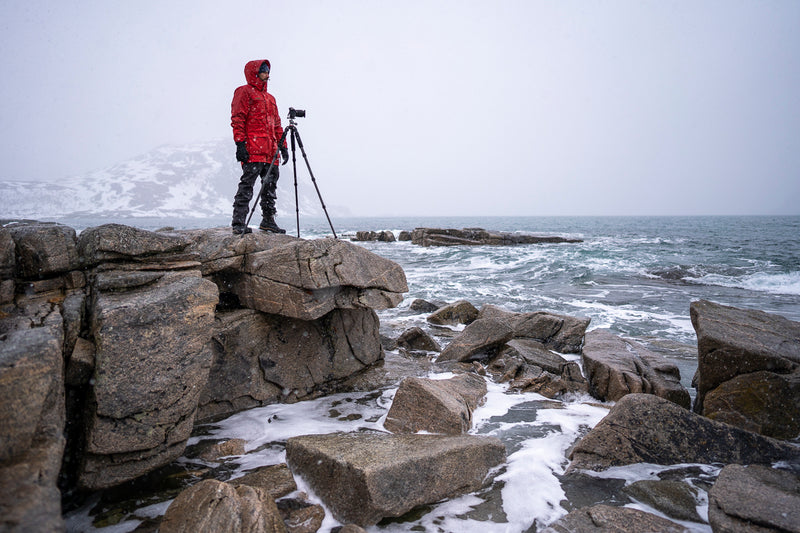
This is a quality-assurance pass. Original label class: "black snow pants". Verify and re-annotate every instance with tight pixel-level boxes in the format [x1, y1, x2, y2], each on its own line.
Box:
[231, 162, 279, 227]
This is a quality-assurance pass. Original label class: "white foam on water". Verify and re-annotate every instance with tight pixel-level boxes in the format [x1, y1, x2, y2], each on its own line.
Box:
[689, 270, 800, 296]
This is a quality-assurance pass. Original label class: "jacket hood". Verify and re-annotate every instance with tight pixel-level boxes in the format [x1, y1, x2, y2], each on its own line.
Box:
[244, 59, 270, 90]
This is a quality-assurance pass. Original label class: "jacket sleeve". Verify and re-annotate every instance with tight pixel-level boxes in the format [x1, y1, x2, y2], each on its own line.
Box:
[271, 98, 286, 149]
[231, 87, 248, 143]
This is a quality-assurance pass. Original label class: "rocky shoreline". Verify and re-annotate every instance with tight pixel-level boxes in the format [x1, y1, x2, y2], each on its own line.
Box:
[1, 221, 799, 532]
[350, 227, 583, 246]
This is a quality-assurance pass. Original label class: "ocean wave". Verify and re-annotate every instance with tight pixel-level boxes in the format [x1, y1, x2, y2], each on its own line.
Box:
[687, 271, 800, 296]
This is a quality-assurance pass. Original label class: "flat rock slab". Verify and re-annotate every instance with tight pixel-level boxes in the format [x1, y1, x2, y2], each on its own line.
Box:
[582, 329, 690, 408]
[285, 432, 506, 526]
[568, 394, 800, 472]
[708, 464, 800, 533]
[541, 504, 687, 533]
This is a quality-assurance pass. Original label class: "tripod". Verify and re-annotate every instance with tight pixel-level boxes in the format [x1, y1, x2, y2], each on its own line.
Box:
[244, 109, 337, 239]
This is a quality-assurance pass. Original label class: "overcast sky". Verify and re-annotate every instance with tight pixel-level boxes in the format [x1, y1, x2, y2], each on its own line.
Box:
[1, 1, 799, 216]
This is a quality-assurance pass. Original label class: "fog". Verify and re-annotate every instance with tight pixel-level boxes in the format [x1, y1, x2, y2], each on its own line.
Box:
[2, 0, 799, 216]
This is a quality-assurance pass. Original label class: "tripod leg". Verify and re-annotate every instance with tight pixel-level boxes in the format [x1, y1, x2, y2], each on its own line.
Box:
[242, 128, 291, 233]
[291, 128, 300, 238]
[291, 127, 338, 239]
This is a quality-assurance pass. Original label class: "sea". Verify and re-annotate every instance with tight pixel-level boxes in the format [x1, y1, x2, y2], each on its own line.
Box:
[59, 215, 800, 533]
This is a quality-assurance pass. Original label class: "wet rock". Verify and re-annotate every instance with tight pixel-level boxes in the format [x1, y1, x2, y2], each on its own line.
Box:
[409, 298, 440, 313]
[568, 394, 800, 473]
[276, 498, 325, 533]
[7, 222, 80, 279]
[502, 338, 569, 374]
[427, 299, 479, 326]
[384, 373, 487, 434]
[396, 326, 441, 352]
[285, 432, 506, 526]
[708, 464, 800, 533]
[194, 438, 246, 462]
[228, 238, 408, 321]
[691, 300, 800, 438]
[435, 317, 514, 363]
[512, 362, 589, 399]
[159, 478, 286, 533]
[78, 271, 219, 490]
[234, 464, 297, 500]
[352, 230, 395, 242]
[582, 329, 690, 408]
[541, 504, 688, 533]
[199, 307, 384, 421]
[623, 480, 702, 522]
[478, 304, 590, 353]
[411, 227, 583, 247]
[398, 231, 412, 241]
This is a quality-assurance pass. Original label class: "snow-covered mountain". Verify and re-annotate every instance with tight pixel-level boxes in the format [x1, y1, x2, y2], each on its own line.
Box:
[0, 139, 340, 220]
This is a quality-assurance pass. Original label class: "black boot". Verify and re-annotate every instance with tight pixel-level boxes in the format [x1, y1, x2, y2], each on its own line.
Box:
[232, 225, 252, 235]
[259, 216, 286, 234]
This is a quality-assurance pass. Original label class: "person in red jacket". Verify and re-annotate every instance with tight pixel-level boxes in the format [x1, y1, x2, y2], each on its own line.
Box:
[230, 59, 288, 234]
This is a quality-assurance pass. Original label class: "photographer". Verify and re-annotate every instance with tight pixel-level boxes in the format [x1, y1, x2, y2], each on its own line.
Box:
[230, 59, 288, 234]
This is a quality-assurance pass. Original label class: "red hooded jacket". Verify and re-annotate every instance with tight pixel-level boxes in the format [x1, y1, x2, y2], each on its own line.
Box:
[231, 59, 285, 164]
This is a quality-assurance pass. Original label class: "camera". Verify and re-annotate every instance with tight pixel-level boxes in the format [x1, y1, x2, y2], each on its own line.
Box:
[288, 107, 306, 119]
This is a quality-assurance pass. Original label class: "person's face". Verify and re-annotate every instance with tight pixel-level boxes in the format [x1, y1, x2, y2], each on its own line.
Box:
[258, 71, 269, 81]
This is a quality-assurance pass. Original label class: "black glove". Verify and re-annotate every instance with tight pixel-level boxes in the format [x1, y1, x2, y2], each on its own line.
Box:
[235, 141, 249, 163]
[280, 146, 289, 165]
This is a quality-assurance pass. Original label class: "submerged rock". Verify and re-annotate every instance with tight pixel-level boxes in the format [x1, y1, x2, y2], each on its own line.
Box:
[285, 432, 506, 526]
[541, 504, 688, 533]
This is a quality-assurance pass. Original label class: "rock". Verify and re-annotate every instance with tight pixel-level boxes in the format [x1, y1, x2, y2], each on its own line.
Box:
[691, 300, 800, 438]
[623, 480, 702, 522]
[435, 317, 514, 363]
[581, 329, 690, 408]
[708, 464, 800, 533]
[78, 271, 219, 490]
[233, 464, 298, 500]
[409, 298, 440, 313]
[352, 230, 395, 242]
[502, 338, 569, 374]
[541, 504, 688, 533]
[478, 304, 590, 353]
[199, 307, 384, 421]
[411, 227, 583, 247]
[0, 228, 14, 279]
[0, 324, 66, 533]
[427, 299, 479, 326]
[229, 238, 408, 321]
[398, 231, 412, 241]
[567, 394, 800, 473]
[77, 223, 192, 265]
[159, 479, 286, 533]
[512, 363, 589, 399]
[195, 438, 246, 462]
[702, 370, 800, 439]
[384, 374, 487, 434]
[285, 432, 506, 526]
[65, 336, 95, 387]
[396, 326, 441, 352]
[7, 222, 80, 279]
[276, 498, 325, 533]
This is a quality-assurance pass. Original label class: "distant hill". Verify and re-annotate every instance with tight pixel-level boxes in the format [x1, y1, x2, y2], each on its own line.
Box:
[0, 139, 343, 220]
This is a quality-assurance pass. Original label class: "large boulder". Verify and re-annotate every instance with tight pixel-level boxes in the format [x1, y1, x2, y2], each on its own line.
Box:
[568, 394, 800, 473]
[541, 504, 687, 533]
[227, 238, 407, 321]
[384, 374, 487, 434]
[7, 222, 80, 279]
[435, 317, 514, 363]
[199, 307, 384, 421]
[691, 300, 800, 439]
[478, 304, 590, 353]
[0, 318, 66, 532]
[396, 326, 441, 352]
[582, 329, 690, 408]
[78, 270, 219, 490]
[285, 432, 506, 526]
[708, 464, 800, 533]
[159, 479, 286, 533]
